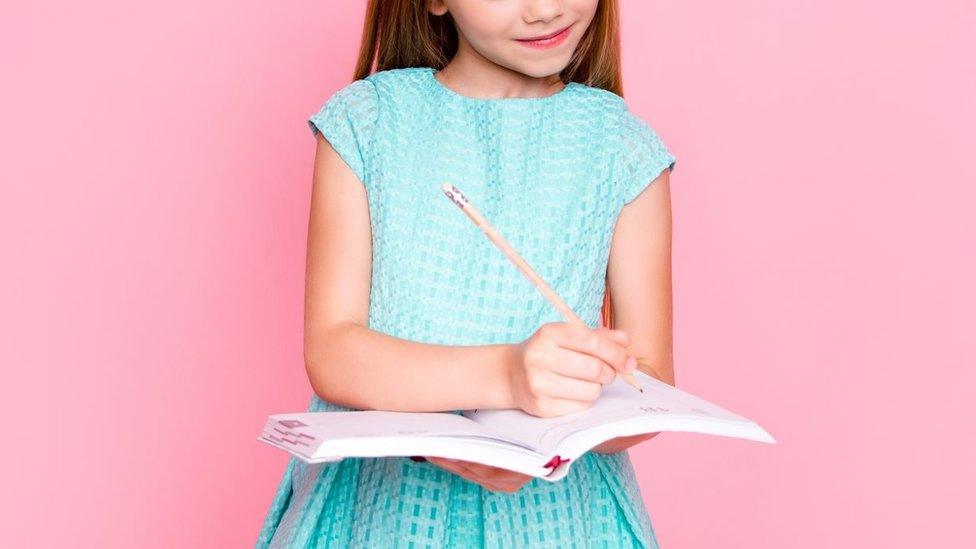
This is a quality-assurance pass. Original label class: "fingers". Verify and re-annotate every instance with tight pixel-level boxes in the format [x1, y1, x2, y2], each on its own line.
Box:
[437, 460, 511, 492]
[546, 347, 617, 385]
[531, 370, 604, 402]
[460, 460, 531, 483]
[550, 324, 635, 376]
[428, 457, 518, 483]
[426, 457, 482, 485]
[426, 457, 532, 493]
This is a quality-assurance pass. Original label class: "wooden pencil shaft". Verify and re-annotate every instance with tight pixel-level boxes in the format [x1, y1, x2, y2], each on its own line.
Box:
[442, 183, 643, 392]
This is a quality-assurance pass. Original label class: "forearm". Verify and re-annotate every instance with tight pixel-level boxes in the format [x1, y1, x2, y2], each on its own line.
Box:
[305, 320, 517, 413]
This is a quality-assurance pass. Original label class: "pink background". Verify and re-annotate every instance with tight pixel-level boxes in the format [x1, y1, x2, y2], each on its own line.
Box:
[2, 1, 973, 547]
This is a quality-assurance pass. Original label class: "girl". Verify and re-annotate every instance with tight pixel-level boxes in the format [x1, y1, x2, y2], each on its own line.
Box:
[257, 0, 677, 547]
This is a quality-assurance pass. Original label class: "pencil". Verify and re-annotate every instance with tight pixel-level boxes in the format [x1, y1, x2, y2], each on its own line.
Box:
[441, 182, 643, 393]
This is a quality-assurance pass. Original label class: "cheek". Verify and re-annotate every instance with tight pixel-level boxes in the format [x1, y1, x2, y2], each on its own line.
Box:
[569, 0, 600, 18]
[565, 0, 599, 36]
[451, 7, 518, 49]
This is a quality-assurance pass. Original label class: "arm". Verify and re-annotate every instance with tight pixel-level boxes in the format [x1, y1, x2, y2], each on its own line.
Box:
[303, 133, 517, 413]
[591, 168, 676, 454]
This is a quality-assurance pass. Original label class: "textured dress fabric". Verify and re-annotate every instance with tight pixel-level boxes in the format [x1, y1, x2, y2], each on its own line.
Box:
[256, 66, 677, 549]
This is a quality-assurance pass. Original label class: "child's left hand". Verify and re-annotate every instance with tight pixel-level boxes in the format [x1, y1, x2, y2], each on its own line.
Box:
[590, 432, 660, 453]
[425, 456, 534, 493]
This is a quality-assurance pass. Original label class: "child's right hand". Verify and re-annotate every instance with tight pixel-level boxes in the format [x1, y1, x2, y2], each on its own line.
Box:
[507, 322, 637, 418]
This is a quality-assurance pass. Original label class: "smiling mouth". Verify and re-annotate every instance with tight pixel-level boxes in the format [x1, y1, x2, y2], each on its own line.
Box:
[515, 24, 573, 48]
[518, 24, 572, 42]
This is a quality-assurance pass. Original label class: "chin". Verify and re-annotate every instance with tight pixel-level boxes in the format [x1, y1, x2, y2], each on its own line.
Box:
[506, 58, 573, 80]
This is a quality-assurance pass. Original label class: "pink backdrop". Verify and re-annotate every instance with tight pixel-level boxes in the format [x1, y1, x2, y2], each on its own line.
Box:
[3, 1, 973, 547]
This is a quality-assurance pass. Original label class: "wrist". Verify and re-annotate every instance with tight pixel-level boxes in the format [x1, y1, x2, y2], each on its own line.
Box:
[491, 343, 519, 410]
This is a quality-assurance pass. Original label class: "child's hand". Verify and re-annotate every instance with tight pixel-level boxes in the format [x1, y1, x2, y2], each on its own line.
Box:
[507, 322, 636, 418]
[591, 432, 660, 454]
[425, 456, 534, 493]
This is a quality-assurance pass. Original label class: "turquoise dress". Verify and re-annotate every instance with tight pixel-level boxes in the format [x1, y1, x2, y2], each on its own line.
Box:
[256, 66, 677, 548]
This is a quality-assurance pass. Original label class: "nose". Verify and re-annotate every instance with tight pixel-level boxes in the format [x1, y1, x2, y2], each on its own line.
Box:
[523, 0, 564, 23]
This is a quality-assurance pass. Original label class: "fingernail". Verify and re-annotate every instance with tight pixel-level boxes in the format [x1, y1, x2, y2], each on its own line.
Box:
[625, 356, 637, 372]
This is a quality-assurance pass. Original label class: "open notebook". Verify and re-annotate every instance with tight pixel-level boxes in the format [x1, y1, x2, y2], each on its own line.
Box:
[258, 370, 775, 481]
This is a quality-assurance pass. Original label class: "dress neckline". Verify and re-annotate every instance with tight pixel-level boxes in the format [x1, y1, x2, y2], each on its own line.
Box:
[422, 66, 578, 105]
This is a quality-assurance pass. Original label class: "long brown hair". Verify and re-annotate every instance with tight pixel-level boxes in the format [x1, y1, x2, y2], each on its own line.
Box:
[347, 0, 627, 330]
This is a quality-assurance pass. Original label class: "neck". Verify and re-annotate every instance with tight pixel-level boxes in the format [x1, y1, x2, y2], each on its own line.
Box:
[437, 42, 565, 100]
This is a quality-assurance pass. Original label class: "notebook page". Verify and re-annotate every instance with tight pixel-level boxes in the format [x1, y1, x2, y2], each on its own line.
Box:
[465, 371, 774, 453]
[258, 410, 552, 475]
[266, 410, 493, 443]
[262, 410, 546, 460]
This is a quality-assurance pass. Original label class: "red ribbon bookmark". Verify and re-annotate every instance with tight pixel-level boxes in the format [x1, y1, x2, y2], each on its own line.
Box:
[543, 455, 570, 476]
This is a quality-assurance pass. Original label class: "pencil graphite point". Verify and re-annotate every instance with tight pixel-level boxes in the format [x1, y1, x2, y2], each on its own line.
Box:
[621, 372, 644, 392]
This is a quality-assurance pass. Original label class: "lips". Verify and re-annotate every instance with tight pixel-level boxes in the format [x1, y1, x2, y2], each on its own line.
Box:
[517, 24, 572, 42]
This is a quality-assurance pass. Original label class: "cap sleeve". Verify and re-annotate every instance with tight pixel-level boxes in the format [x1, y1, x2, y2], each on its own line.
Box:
[307, 79, 379, 184]
[615, 109, 677, 205]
